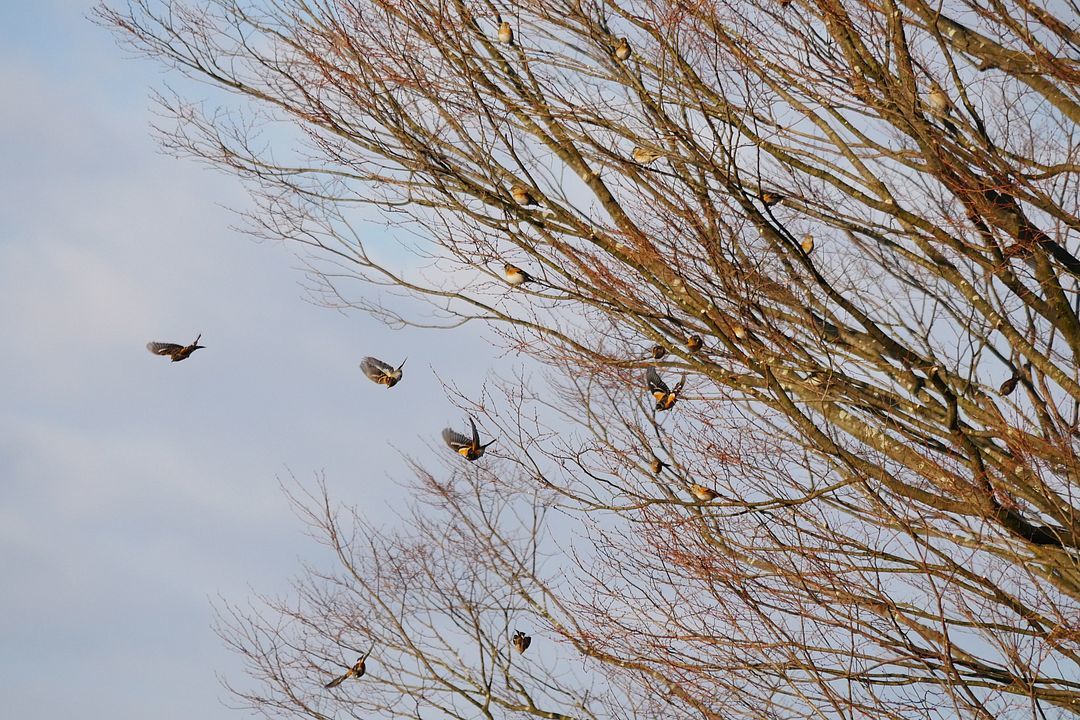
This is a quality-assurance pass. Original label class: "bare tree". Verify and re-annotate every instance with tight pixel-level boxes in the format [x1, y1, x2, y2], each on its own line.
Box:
[99, 0, 1080, 717]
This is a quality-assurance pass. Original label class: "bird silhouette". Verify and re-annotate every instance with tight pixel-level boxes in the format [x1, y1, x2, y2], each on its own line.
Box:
[632, 146, 664, 165]
[646, 367, 684, 411]
[690, 484, 718, 502]
[360, 356, 406, 387]
[442, 417, 495, 460]
[146, 334, 204, 362]
[613, 37, 631, 61]
[504, 264, 536, 287]
[497, 21, 513, 45]
[512, 630, 532, 654]
[324, 645, 373, 689]
[511, 184, 537, 206]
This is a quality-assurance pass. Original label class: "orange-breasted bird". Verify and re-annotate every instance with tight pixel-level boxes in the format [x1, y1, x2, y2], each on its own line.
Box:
[649, 456, 668, 474]
[146, 334, 204, 362]
[761, 191, 786, 207]
[632, 146, 664, 165]
[649, 344, 667, 360]
[442, 417, 495, 461]
[360, 356, 406, 387]
[511, 184, 537, 206]
[512, 630, 532, 654]
[324, 645, 373, 689]
[614, 37, 631, 61]
[690, 484, 718, 502]
[686, 334, 703, 352]
[504, 264, 535, 287]
[801, 233, 814, 254]
[497, 21, 513, 45]
[646, 367, 684, 412]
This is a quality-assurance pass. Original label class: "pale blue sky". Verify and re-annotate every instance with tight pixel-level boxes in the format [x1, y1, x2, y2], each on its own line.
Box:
[0, 2, 496, 717]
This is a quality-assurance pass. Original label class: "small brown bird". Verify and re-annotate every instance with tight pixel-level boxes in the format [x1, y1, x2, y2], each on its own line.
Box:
[649, 344, 667, 360]
[733, 324, 749, 341]
[761, 191, 786, 207]
[512, 630, 532, 654]
[146, 334, 205, 362]
[632, 146, 664, 165]
[689, 484, 718, 502]
[686, 334, 703, 352]
[324, 646, 373, 689]
[801, 233, 815, 254]
[360, 356, 406, 388]
[613, 37, 632, 61]
[510, 184, 537, 206]
[649, 456, 668, 474]
[646, 367, 685, 412]
[442, 417, 495, 461]
[999, 362, 1030, 397]
[497, 21, 513, 45]
[927, 83, 952, 115]
[504, 263, 535, 286]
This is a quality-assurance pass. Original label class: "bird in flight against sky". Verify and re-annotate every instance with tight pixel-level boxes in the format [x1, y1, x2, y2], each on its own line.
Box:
[324, 645, 374, 689]
[146, 334, 204, 362]
[360, 356, 406, 388]
[442, 417, 495, 461]
[646, 367, 684, 412]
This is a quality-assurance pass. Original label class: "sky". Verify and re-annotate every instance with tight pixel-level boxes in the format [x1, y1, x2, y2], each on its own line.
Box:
[0, 2, 496, 717]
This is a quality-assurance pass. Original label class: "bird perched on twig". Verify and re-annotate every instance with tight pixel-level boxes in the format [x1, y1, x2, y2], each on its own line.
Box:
[761, 191, 786, 207]
[999, 362, 1031, 397]
[926, 82, 960, 135]
[632, 146, 664, 165]
[360, 356, 406, 388]
[324, 645, 374, 689]
[146, 334, 205, 362]
[646, 367, 685, 412]
[649, 456, 668, 474]
[689, 484, 718, 502]
[504, 263, 536, 287]
[648, 344, 667, 360]
[442, 417, 495, 461]
[613, 37, 631, 61]
[512, 630, 532, 654]
[801, 233, 815, 254]
[510, 184, 537, 206]
[497, 21, 513, 45]
[686, 334, 703, 352]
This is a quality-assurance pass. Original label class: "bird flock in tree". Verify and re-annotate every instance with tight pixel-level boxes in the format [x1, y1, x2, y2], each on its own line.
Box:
[139, 10, 973, 696]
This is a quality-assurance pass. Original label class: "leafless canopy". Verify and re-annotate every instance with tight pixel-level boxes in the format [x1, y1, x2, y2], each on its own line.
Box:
[99, 0, 1080, 718]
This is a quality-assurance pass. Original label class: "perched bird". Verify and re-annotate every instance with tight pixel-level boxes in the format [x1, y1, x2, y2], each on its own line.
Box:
[761, 191, 786, 207]
[686, 334, 703, 352]
[512, 630, 532, 654]
[689, 484, 718, 502]
[442, 417, 495, 461]
[146, 334, 205, 362]
[733, 324, 749, 341]
[649, 344, 667, 360]
[632, 146, 664, 165]
[325, 646, 373, 689]
[510, 184, 537, 206]
[927, 83, 952, 115]
[649, 456, 668, 474]
[801, 233, 815, 254]
[360, 356, 406, 388]
[999, 362, 1030, 397]
[646, 367, 685, 412]
[504, 263, 535, 286]
[613, 37, 632, 61]
[497, 21, 513, 45]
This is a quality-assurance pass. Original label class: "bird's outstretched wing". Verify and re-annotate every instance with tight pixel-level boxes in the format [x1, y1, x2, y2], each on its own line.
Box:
[442, 428, 472, 451]
[645, 367, 670, 396]
[324, 673, 349, 689]
[147, 342, 183, 356]
[468, 417, 480, 447]
[360, 356, 394, 381]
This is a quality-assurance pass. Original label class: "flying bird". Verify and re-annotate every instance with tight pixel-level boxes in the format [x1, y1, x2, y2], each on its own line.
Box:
[646, 367, 684, 412]
[614, 37, 632, 61]
[146, 334, 205, 362]
[497, 21, 513, 45]
[324, 646, 373, 689]
[690, 484, 719, 502]
[686, 334, 703, 352]
[442, 417, 495, 461]
[360, 356, 406, 388]
[504, 263, 536, 287]
[632, 146, 664, 165]
[512, 630, 532, 654]
[510, 184, 537, 206]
